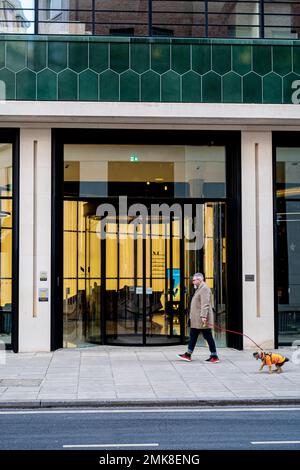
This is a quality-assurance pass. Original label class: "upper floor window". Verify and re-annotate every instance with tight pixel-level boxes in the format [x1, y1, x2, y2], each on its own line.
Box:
[0, 0, 33, 33]
[46, 0, 63, 20]
[0, 1, 300, 39]
[0, 142, 13, 348]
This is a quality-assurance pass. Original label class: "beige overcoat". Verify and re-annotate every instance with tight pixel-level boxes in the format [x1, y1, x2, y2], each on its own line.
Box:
[189, 282, 214, 329]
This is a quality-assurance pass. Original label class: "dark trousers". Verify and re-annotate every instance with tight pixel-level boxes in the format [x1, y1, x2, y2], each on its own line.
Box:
[187, 328, 217, 356]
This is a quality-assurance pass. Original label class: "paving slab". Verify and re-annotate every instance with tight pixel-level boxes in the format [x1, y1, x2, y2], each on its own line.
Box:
[0, 346, 299, 408]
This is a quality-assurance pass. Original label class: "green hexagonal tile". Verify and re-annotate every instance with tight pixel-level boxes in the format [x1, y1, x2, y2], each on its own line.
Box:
[151, 44, 170, 74]
[202, 72, 221, 103]
[6, 41, 26, 72]
[253, 46, 271, 76]
[283, 72, 300, 104]
[263, 73, 282, 104]
[232, 45, 251, 76]
[131, 43, 150, 74]
[161, 70, 180, 102]
[89, 43, 109, 73]
[141, 71, 160, 101]
[0, 69, 15, 100]
[243, 73, 262, 103]
[69, 42, 88, 73]
[120, 70, 140, 102]
[0, 42, 5, 69]
[172, 45, 190, 74]
[48, 42, 68, 73]
[16, 69, 36, 100]
[27, 42, 46, 72]
[79, 70, 98, 101]
[192, 45, 211, 74]
[273, 46, 292, 76]
[99, 70, 119, 101]
[212, 45, 231, 75]
[58, 69, 78, 100]
[110, 43, 129, 73]
[223, 72, 242, 103]
[182, 71, 201, 102]
[37, 69, 57, 100]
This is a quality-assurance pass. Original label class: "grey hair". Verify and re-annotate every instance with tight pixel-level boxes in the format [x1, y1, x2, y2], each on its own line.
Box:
[193, 273, 204, 281]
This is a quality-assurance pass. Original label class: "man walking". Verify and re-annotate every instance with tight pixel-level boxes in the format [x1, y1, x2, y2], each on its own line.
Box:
[177, 273, 219, 363]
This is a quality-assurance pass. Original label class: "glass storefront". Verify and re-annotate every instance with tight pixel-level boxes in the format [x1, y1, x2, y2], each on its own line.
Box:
[62, 144, 227, 347]
[276, 146, 300, 345]
[0, 143, 13, 348]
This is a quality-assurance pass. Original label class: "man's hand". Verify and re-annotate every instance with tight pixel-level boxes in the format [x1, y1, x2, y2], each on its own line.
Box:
[202, 318, 208, 327]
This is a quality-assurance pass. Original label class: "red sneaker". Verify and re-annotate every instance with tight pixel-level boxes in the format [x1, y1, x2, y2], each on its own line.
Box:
[177, 353, 192, 362]
[206, 356, 220, 363]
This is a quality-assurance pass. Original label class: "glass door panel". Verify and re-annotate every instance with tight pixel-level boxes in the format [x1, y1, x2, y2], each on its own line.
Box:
[147, 222, 168, 342]
[63, 200, 80, 348]
[63, 201, 102, 347]
[63, 200, 227, 347]
[170, 217, 181, 337]
[85, 215, 101, 344]
[105, 217, 143, 344]
[184, 202, 227, 347]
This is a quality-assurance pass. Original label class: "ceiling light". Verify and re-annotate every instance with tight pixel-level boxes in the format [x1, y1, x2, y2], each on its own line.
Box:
[277, 187, 300, 197]
[0, 210, 10, 218]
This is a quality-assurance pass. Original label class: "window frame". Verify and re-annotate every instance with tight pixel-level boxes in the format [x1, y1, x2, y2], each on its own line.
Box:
[0, 129, 19, 352]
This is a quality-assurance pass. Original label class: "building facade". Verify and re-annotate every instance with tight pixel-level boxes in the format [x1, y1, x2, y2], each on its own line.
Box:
[0, 1, 300, 352]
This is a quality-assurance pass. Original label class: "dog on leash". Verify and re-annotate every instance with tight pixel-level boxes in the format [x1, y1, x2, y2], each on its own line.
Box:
[253, 351, 289, 374]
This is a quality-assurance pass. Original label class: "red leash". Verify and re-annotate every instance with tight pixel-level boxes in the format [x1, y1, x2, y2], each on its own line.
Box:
[207, 322, 264, 351]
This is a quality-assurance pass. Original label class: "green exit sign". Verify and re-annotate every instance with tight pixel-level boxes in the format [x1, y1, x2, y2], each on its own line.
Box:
[130, 155, 139, 162]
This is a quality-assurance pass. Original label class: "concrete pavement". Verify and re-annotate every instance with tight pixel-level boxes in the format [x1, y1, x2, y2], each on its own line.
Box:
[0, 346, 300, 408]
